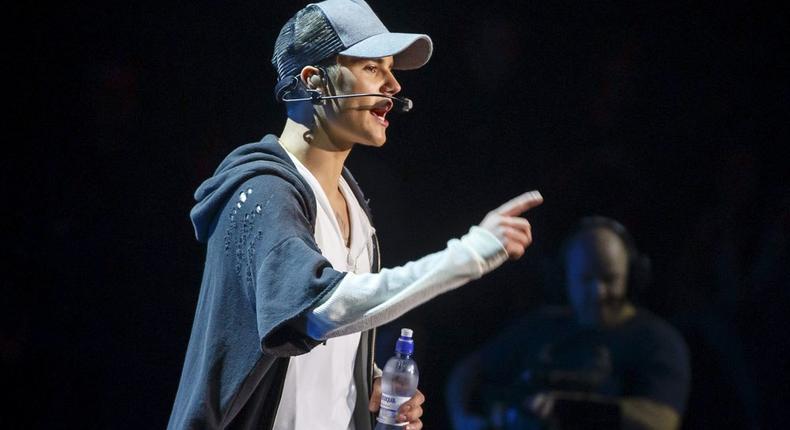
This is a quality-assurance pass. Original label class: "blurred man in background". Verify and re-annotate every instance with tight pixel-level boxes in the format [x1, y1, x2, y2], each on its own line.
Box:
[446, 217, 690, 430]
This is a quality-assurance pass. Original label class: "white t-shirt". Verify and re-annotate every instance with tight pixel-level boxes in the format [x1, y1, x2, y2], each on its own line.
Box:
[272, 151, 374, 430]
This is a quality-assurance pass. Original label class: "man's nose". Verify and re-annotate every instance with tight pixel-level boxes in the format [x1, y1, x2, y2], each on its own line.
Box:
[382, 72, 401, 96]
[596, 281, 609, 299]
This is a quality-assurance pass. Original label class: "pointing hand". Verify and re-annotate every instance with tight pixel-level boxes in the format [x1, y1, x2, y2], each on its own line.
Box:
[479, 191, 543, 260]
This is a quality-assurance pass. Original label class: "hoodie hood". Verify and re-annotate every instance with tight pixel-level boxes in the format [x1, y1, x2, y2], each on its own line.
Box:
[190, 135, 315, 243]
[190, 134, 375, 243]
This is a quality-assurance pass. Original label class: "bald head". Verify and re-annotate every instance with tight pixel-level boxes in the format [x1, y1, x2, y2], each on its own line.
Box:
[565, 227, 631, 326]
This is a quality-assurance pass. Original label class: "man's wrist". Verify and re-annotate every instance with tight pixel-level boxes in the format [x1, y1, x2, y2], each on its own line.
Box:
[460, 226, 509, 275]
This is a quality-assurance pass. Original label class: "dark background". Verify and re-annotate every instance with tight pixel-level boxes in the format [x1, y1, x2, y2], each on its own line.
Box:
[8, 0, 789, 428]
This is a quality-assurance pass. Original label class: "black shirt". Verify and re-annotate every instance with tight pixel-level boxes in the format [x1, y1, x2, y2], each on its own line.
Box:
[477, 306, 690, 415]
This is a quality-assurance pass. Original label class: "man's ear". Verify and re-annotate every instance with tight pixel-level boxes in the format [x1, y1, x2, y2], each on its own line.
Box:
[300, 66, 323, 90]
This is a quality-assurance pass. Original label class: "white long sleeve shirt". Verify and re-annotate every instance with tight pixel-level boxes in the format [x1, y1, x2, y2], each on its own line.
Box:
[272, 151, 375, 430]
[274, 146, 509, 430]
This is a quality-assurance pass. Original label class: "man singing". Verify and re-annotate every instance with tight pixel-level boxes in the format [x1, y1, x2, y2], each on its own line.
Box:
[168, 1, 543, 429]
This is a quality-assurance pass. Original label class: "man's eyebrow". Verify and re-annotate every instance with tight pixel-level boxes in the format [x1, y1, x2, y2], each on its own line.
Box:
[371, 57, 395, 70]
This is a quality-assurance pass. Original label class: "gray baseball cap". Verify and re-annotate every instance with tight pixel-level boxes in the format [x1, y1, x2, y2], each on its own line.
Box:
[272, 0, 433, 86]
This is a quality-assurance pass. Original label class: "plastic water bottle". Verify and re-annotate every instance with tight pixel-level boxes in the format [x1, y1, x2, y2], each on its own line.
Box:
[375, 328, 419, 429]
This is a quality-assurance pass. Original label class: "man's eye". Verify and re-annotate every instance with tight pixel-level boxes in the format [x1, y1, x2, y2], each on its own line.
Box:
[365, 65, 378, 73]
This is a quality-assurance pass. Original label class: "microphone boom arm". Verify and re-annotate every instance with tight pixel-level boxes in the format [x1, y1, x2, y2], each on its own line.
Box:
[282, 91, 413, 112]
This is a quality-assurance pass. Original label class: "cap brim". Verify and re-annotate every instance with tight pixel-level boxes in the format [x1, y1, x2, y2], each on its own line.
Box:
[339, 32, 433, 70]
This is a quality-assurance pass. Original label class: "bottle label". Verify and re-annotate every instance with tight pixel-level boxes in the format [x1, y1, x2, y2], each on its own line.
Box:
[377, 393, 412, 426]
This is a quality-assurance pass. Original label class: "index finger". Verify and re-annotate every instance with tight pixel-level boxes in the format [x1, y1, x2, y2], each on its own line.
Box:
[495, 190, 544, 217]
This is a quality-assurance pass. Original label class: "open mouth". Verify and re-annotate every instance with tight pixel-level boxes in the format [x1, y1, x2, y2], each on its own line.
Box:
[369, 101, 392, 127]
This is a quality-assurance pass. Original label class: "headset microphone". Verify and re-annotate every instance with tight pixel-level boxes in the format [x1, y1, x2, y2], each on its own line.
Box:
[283, 89, 413, 113]
[308, 93, 413, 113]
[277, 75, 414, 113]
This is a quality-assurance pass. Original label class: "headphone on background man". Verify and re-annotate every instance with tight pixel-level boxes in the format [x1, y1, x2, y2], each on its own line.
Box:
[274, 66, 414, 113]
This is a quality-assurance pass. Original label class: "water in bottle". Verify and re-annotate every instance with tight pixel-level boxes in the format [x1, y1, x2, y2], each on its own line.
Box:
[375, 328, 419, 429]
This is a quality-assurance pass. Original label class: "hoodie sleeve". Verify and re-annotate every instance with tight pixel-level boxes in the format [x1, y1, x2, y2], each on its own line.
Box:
[233, 174, 347, 357]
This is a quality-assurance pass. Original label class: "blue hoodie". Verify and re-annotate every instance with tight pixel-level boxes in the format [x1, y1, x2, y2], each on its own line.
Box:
[169, 134, 379, 429]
